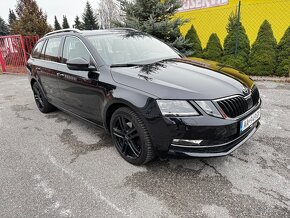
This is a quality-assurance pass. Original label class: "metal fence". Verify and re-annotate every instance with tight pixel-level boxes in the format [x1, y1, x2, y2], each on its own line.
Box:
[0, 35, 39, 74]
[177, 0, 290, 48]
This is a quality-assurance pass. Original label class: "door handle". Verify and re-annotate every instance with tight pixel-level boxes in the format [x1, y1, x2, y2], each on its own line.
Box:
[57, 73, 65, 78]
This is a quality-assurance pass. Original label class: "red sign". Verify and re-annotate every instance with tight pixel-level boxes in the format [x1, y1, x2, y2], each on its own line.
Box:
[178, 0, 229, 12]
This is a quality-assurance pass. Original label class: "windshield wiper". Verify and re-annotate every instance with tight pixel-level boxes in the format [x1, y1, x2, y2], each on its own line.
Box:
[110, 63, 144, 68]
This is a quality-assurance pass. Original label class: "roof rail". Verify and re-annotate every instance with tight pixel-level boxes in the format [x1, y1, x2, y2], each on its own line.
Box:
[110, 28, 138, 31]
[44, 28, 81, 37]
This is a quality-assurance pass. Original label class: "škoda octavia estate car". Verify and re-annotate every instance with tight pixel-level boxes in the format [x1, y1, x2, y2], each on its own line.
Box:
[27, 28, 261, 165]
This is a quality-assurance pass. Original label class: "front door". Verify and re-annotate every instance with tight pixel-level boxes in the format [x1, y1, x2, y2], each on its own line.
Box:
[57, 36, 105, 125]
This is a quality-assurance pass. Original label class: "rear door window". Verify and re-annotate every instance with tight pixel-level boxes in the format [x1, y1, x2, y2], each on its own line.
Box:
[44, 37, 62, 62]
[31, 40, 44, 59]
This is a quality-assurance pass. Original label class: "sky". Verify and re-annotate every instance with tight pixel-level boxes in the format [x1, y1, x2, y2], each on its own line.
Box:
[1, 0, 100, 27]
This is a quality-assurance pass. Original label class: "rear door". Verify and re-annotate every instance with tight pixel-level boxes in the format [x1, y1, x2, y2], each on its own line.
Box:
[38, 37, 63, 104]
[28, 39, 45, 78]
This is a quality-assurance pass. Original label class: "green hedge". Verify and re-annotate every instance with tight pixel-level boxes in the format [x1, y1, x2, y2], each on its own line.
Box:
[276, 26, 290, 76]
[202, 33, 223, 62]
[248, 20, 277, 76]
[184, 14, 290, 77]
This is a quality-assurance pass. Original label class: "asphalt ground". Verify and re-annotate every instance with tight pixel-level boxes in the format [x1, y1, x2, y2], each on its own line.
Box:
[0, 74, 289, 217]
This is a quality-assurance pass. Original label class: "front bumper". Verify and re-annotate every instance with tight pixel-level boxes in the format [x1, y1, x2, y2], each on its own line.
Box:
[146, 100, 261, 157]
[169, 121, 260, 157]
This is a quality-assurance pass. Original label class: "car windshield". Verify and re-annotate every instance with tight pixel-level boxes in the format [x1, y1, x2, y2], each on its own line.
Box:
[85, 31, 180, 66]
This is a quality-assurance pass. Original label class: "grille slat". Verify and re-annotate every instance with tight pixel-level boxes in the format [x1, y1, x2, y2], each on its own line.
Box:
[223, 100, 234, 117]
[217, 87, 260, 118]
[228, 99, 238, 117]
[219, 101, 231, 116]
[233, 97, 242, 115]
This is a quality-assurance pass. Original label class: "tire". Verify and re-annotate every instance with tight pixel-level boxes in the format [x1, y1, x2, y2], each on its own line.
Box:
[32, 82, 56, 113]
[110, 107, 155, 165]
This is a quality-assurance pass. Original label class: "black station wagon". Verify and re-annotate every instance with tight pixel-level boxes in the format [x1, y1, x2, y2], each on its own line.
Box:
[27, 28, 261, 165]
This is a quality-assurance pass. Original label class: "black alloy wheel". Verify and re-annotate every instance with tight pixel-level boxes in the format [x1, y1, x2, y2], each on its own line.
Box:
[110, 107, 155, 165]
[32, 82, 55, 113]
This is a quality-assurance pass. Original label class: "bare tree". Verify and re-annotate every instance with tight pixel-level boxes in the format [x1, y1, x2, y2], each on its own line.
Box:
[97, 0, 122, 29]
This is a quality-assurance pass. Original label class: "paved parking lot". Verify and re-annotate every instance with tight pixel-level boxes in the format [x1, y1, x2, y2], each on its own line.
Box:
[0, 74, 289, 217]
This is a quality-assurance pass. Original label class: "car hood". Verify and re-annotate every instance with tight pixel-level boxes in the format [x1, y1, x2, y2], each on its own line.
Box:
[110, 58, 254, 100]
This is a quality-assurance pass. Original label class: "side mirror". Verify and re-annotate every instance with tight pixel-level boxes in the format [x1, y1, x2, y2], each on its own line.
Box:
[66, 57, 97, 71]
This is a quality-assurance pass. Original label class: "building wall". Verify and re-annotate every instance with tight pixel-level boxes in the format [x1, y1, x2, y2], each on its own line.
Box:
[176, 0, 290, 48]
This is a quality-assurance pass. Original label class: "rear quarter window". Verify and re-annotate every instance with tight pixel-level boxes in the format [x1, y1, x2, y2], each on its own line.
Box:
[44, 37, 62, 62]
[31, 40, 44, 59]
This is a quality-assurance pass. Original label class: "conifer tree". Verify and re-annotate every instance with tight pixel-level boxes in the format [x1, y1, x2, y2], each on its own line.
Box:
[10, 0, 52, 36]
[8, 9, 17, 26]
[74, 16, 83, 30]
[62, 15, 70, 29]
[0, 16, 9, 36]
[222, 13, 250, 71]
[276, 26, 290, 76]
[248, 20, 277, 76]
[54, 16, 61, 30]
[203, 33, 223, 61]
[82, 1, 98, 30]
[115, 0, 193, 56]
[185, 25, 202, 57]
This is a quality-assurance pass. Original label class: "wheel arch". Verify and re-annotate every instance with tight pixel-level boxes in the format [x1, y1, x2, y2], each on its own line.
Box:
[30, 77, 48, 100]
[103, 100, 140, 132]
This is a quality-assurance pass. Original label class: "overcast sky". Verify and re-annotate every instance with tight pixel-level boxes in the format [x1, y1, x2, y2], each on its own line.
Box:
[1, 0, 100, 27]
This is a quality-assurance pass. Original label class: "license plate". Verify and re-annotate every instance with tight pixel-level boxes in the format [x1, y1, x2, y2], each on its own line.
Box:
[240, 109, 260, 133]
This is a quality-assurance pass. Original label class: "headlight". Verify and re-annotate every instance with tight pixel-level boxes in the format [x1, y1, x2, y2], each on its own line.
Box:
[156, 100, 199, 116]
[195, 101, 222, 118]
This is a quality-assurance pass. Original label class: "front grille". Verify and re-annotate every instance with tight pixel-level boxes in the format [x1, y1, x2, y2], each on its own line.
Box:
[217, 96, 248, 118]
[217, 86, 260, 118]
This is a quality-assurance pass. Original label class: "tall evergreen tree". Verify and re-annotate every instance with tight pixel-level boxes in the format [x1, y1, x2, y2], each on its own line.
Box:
[115, 0, 193, 56]
[10, 0, 52, 36]
[62, 15, 70, 29]
[222, 13, 250, 71]
[0, 16, 9, 36]
[74, 16, 83, 30]
[8, 9, 17, 26]
[248, 20, 277, 76]
[54, 16, 61, 30]
[185, 25, 202, 57]
[82, 1, 98, 30]
[276, 26, 290, 76]
[203, 33, 223, 61]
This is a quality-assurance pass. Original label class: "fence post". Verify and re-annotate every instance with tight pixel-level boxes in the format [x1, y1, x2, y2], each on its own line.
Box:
[19, 35, 27, 61]
[0, 49, 6, 73]
[235, 0, 241, 55]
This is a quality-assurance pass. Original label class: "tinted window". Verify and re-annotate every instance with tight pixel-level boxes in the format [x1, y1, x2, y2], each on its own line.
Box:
[31, 40, 44, 59]
[44, 37, 61, 62]
[62, 37, 90, 63]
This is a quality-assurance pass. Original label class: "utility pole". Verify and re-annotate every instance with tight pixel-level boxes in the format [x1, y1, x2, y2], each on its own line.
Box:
[235, 0, 241, 55]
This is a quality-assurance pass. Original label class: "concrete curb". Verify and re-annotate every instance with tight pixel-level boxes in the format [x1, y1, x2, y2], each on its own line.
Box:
[251, 76, 290, 83]
[0, 72, 27, 76]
